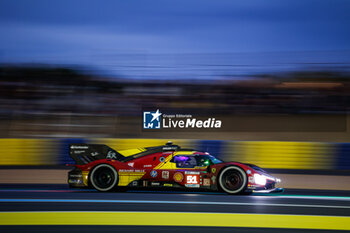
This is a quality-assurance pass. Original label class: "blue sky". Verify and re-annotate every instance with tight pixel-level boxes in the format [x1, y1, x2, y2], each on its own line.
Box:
[0, 0, 349, 78]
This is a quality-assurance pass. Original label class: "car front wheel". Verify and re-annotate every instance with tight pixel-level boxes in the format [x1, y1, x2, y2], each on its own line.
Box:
[218, 166, 247, 194]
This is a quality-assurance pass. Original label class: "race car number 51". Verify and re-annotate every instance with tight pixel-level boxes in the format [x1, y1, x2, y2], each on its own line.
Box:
[186, 175, 199, 184]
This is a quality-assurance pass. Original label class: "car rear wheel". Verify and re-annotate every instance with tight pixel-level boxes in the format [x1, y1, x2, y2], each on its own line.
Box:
[218, 166, 247, 194]
[90, 164, 118, 192]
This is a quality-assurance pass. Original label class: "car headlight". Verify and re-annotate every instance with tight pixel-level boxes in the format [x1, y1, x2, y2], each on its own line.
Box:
[254, 174, 267, 186]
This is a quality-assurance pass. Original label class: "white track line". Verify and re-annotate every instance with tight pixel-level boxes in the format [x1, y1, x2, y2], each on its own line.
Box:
[0, 199, 349, 209]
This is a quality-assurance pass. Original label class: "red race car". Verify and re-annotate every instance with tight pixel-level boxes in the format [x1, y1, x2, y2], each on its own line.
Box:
[68, 142, 283, 194]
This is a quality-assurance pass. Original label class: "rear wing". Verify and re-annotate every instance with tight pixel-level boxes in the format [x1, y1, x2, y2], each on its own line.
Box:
[69, 144, 124, 165]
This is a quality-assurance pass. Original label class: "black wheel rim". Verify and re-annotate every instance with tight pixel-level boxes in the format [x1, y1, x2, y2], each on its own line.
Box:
[221, 170, 243, 191]
[93, 167, 115, 189]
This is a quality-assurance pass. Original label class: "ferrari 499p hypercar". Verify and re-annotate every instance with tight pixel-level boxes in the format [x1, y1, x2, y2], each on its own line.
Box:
[68, 142, 283, 194]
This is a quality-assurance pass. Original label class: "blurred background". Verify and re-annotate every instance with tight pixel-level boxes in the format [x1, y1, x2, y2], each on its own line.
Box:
[1, 1, 350, 232]
[0, 0, 349, 169]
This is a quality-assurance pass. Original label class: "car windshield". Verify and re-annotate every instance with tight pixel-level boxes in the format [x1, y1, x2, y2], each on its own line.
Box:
[173, 154, 223, 168]
[196, 154, 223, 165]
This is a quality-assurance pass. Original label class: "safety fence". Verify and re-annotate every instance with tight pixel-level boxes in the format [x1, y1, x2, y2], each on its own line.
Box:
[0, 138, 349, 170]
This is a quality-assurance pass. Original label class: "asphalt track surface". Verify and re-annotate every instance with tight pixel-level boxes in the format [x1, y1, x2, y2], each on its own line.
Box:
[1, 184, 350, 233]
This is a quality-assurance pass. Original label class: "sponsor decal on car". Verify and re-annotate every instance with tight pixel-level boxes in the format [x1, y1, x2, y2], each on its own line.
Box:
[173, 172, 184, 182]
[144, 165, 152, 168]
[128, 162, 134, 167]
[69, 179, 83, 184]
[73, 150, 85, 154]
[150, 170, 158, 177]
[185, 184, 200, 188]
[91, 152, 98, 156]
[203, 178, 210, 186]
[186, 175, 199, 184]
[159, 157, 166, 162]
[211, 175, 216, 184]
[151, 182, 160, 186]
[163, 146, 178, 150]
[143, 181, 148, 187]
[106, 151, 117, 159]
[163, 183, 173, 187]
[211, 168, 216, 173]
[185, 171, 200, 175]
[119, 169, 145, 173]
[162, 171, 169, 179]
[69, 174, 82, 178]
[70, 145, 89, 149]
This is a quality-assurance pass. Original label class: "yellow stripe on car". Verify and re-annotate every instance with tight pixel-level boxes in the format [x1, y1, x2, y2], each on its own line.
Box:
[118, 148, 145, 157]
[153, 153, 174, 169]
[117, 172, 146, 186]
[82, 171, 89, 186]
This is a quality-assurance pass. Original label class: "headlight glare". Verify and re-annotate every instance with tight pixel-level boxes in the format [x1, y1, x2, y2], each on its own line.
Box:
[254, 174, 267, 185]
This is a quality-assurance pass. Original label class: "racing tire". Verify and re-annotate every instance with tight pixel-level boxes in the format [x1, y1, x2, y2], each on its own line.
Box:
[218, 166, 247, 194]
[90, 164, 118, 192]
